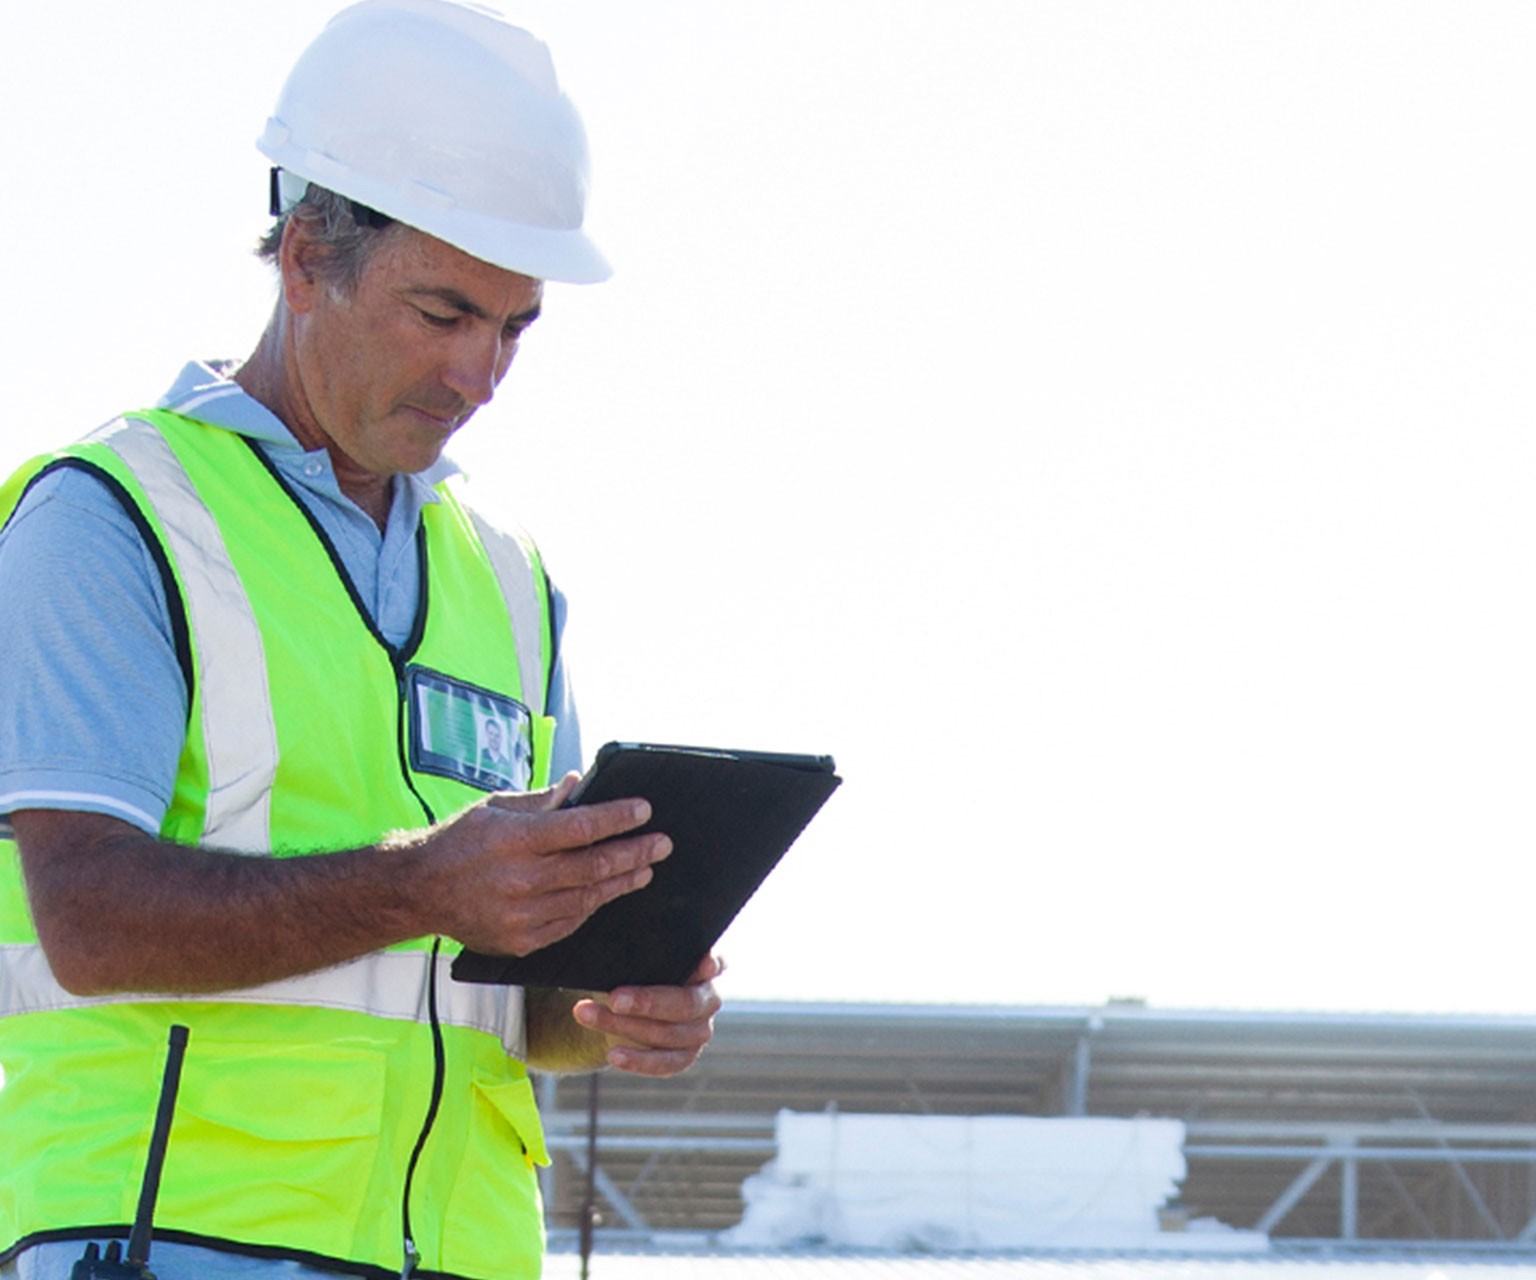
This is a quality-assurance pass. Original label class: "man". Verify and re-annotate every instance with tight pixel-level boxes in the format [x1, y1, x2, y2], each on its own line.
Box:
[0, 4, 719, 1278]
[479, 717, 517, 788]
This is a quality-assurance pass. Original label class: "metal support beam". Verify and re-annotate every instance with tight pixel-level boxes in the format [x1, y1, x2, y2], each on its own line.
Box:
[1445, 1155, 1506, 1239]
[1061, 1034, 1090, 1117]
[1379, 1162, 1440, 1239]
[562, 1148, 652, 1233]
[1187, 1144, 1536, 1164]
[1409, 1089, 1505, 1240]
[1189, 1120, 1536, 1144]
[535, 1074, 560, 1226]
[540, 1110, 772, 1133]
[547, 1134, 775, 1154]
[1341, 1152, 1358, 1241]
[1255, 1154, 1334, 1235]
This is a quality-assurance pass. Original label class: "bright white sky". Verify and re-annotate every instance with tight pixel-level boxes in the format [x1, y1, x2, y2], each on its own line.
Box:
[6, 2, 1536, 1016]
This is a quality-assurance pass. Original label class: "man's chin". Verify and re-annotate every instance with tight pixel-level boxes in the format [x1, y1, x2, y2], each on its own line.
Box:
[388, 427, 458, 475]
[400, 445, 450, 477]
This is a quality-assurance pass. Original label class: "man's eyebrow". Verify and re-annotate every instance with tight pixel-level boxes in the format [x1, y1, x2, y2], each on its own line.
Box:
[404, 285, 542, 326]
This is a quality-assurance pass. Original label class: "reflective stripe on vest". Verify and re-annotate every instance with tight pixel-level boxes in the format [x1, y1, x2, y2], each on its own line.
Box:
[85, 417, 280, 853]
[0, 941, 526, 1057]
[468, 507, 551, 737]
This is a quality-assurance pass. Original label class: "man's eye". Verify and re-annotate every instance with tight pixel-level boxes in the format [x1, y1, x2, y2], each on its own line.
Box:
[418, 308, 457, 328]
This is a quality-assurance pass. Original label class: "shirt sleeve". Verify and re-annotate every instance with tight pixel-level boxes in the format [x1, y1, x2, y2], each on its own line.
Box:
[0, 467, 190, 837]
[544, 580, 583, 780]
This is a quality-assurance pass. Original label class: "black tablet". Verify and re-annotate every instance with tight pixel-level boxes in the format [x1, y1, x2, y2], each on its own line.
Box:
[449, 742, 841, 991]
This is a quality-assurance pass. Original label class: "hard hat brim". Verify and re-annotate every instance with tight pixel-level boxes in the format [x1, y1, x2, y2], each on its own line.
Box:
[260, 140, 612, 285]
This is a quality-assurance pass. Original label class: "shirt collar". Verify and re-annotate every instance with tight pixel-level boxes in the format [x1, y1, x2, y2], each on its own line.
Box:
[154, 360, 461, 494]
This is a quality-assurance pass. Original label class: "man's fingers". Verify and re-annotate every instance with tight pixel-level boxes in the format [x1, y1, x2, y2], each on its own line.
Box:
[574, 977, 722, 1040]
[516, 861, 664, 951]
[432, 790, 668, 957]
[548, 772, 582, 807]
[606, 1046, 707, 1077]
[483, 789, 648, 840]
[581, 1009, 714, 1052]
[687, 953, 726, 985]
[473, 795, 669, 887]
[609, 978, 721, 1022]
[540, 796, 654, 850]
[528, 830, 672, 894]
[490, 855, 669, 957]
[572, 993, 717, 1077]
[565, 958, 723, 1077]
[483, 772, 580, 816]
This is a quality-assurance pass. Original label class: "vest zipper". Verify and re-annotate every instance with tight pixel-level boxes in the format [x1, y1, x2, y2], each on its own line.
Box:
[400, 937, 447, 1278]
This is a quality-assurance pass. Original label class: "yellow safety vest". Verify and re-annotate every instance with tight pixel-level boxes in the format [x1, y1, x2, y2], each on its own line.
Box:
[0, 410, 560, 1279]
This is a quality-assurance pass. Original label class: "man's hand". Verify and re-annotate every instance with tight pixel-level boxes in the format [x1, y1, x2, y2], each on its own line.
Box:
[570, 954, 725, 1077]
[413, 773, 673, 960]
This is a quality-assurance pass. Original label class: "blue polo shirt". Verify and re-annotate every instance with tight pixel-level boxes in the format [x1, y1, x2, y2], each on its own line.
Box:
[0, 360, 582, 839]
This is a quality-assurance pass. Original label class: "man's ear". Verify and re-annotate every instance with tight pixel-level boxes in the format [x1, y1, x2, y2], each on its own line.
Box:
[278, 215, 324, 315]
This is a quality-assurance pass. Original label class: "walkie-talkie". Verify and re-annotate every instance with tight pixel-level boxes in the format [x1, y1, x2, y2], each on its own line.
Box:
[71, 1025, 191, 1280]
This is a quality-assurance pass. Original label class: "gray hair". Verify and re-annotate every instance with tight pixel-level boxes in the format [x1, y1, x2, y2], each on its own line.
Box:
[256, 182, 401, 294]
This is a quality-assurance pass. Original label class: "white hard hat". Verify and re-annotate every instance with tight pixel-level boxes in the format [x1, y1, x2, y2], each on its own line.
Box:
[257, 0, 610, 284]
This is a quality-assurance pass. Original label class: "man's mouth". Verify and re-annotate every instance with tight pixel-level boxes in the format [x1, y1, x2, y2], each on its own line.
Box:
[403, 404, 468, 431]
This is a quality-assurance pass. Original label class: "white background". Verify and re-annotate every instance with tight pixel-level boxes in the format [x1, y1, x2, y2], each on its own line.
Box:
[5, 2, 1536, 1014]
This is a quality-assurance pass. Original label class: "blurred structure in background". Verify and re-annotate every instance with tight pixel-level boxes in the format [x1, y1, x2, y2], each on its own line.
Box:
[538, 1001, 1536, 1256]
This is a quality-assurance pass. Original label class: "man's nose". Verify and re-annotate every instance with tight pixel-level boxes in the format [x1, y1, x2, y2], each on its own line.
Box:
[442, 334, 509, 408]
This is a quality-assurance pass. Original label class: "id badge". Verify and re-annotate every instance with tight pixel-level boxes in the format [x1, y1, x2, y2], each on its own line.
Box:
[407, 666, 534, 793]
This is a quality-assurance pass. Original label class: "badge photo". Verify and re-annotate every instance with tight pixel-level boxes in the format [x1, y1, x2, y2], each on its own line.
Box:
[407, 666, 534, 793]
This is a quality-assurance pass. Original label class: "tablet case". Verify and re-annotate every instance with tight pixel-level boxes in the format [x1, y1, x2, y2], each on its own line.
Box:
[450, 743, 841, 990]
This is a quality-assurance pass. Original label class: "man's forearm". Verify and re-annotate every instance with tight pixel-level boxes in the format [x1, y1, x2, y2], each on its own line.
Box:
[15, 809, 436, 994]
[524, 986, 611, 1073]
[11, 789, 668, 998]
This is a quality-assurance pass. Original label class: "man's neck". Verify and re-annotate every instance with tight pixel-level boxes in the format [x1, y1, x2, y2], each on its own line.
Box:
[234, 316, 393, 530]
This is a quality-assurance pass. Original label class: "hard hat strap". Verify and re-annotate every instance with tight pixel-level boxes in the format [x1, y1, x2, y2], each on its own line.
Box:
[350, 201, 394, 231]
[267, 167, 393, 232]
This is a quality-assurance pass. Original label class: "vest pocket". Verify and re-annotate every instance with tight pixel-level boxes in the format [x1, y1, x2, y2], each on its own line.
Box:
[469, 1070, 550, 1167]
[437, 1068, 547, 1276]
[159, 1039, 390, 1253]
